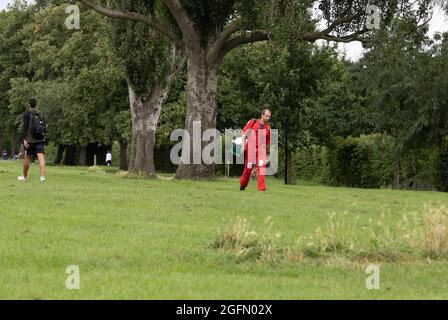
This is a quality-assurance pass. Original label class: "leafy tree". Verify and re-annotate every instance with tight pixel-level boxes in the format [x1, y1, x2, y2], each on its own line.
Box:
[78, 0, 434, 179]
[107, 0, 186, 177]
[218, 41, 373, 181]
[352, 11, 448, 189]
[3, 2, 130, 165]
[0, 1, 33, 154]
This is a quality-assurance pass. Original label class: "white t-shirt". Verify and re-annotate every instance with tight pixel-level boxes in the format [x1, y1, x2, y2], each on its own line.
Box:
[106, 153, 112, 162]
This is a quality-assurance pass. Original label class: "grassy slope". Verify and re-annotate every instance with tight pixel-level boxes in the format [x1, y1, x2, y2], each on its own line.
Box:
[0, 160, 447, 299]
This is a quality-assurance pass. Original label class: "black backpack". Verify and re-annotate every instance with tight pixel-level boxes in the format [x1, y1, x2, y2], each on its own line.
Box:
[29, 110, 47, 140]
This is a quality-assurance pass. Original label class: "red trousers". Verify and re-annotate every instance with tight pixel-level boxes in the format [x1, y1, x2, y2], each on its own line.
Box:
[240, 153, 267, 191]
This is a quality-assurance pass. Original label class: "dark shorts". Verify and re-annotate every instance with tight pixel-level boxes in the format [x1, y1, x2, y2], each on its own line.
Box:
[25, 142, 45, 157]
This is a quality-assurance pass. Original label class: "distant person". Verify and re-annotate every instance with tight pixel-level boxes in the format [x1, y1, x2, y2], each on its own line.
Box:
[2, 150, 7, 160]
[17, 98, 47, 182]
[240, 108, 271, 191]
[106, 151, 112, 166]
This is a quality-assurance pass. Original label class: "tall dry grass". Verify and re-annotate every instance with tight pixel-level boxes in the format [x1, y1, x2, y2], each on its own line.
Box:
[212, 202, 448, 265]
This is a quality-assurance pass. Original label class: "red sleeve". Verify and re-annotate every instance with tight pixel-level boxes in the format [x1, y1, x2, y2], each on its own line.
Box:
[242, 119, 255, 134]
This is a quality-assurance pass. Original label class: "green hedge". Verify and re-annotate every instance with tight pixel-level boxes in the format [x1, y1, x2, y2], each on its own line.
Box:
[434, 137, 448, 192]
[325, 135, 395, 188]
[293, 134, 445, 191]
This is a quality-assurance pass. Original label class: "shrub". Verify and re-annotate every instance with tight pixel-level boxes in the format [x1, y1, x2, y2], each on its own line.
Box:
[433, 137, 448, 192]
[212, 203, 448, 265]
[293, 144, 329, 183]
[412, 203, 448, 258]
[303, 212, 354, 257]
[211, 216, 283, 264]
[305, 203, 448, 261]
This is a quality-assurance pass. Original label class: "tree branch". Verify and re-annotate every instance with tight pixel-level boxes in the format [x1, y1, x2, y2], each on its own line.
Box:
[320, 10, 365, 35]
[219, 30, 270, 61]
[297, 28, 371, 43]
[215, 9, 369, 61]
[215, 21, 242, 45]
[167, 45, 187, 84]
[303, 8, 434, 44]
[162, 0, 200, 48]
[207, 20, 242, 64]
[217, 26, 370, 62]
[78, 0, 182, 47]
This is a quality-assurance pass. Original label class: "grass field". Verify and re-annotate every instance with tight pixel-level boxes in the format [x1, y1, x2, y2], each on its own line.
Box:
[1, 160, 448, 299]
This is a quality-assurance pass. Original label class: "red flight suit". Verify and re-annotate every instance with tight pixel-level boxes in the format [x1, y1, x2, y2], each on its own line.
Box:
[239, 119, 271, 191]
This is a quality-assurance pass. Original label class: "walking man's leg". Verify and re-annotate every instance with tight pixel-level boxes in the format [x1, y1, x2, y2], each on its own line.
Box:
[257, 164, 267, 191]
[23, 155, 31, 178]
[37, 152, 46, 178]
[240, 163, 253, 190]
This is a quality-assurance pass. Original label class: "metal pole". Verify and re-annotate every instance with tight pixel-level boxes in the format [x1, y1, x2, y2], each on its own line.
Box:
[285, 117, 288, 185]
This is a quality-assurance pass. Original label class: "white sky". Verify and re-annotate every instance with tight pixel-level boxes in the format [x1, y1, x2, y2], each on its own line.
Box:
[0, 0, 8, 9]
[338, 6, 448, 60]
[0, 0, 447, 61]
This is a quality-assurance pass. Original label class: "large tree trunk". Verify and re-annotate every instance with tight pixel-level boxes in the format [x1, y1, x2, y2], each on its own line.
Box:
[175, 53, 220, 180]
[119, 138, 128, 171]
[128, 87, 157, 177]
[128, 83, 172, 177]
[128, 47, 184, 178]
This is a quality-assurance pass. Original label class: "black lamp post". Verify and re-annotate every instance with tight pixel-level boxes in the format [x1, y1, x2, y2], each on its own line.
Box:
[284, 117, 288, 185]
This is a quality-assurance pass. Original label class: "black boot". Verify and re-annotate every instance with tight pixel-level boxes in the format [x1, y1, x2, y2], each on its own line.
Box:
[240, 186, 245, 191]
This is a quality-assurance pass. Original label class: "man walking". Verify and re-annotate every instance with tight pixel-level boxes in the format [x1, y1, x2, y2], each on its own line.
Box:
[240, 108, 271, 191]
[17, 98, 47, 182]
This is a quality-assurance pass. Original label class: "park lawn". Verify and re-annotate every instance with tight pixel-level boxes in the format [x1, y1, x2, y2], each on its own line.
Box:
[0, 160, 448, 300]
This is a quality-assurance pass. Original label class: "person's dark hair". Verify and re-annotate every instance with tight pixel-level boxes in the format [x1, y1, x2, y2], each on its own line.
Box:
[28, 98, 37, 108]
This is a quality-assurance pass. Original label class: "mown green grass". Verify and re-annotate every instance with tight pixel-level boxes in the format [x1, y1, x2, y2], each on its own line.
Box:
[1, 160, 448, 299]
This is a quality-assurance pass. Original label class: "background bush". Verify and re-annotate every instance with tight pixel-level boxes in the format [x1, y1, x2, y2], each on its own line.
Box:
[292, 134, 445, 191]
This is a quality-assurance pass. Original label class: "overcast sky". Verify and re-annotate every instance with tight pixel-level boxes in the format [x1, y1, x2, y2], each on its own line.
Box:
[1, 0, 447, 60]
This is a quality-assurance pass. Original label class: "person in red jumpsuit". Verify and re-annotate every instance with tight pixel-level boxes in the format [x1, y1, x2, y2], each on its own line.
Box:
[240, 109, 271, 191]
